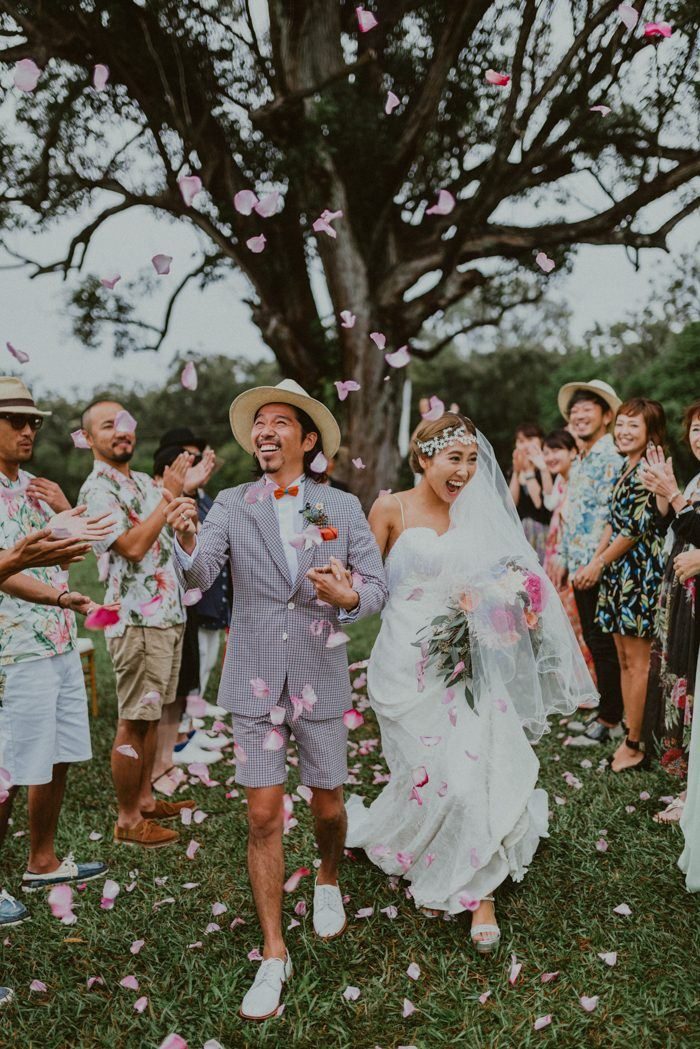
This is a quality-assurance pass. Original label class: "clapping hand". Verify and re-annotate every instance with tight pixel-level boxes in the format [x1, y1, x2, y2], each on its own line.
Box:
[47, 506, 115, 543]
[26, 477, 71, 513]
[674, 549, 700, 584]
[639, 445, 678, 498]
[162, 451, 195, 499]
[185, 447, 216, 494]
[307, 556, 358, 611]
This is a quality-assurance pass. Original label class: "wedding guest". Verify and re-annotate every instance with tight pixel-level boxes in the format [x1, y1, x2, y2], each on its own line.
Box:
[639, 399, 700, 782]
[679, 637, 700, 891]
[78, 400, 195, 848]
[0, 377, 108, 927]
[509, 423, 551, 563]
[538, 429, 596, 684]
[557, 380, 624, 748]
[583, 399, 667, 772]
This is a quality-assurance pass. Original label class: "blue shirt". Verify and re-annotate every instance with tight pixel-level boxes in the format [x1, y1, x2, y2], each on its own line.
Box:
[560, 434, 623, 574]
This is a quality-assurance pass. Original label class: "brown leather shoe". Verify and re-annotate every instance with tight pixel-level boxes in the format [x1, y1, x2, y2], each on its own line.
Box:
[141, 799, 196, 822]
[114, 820, 179, 848]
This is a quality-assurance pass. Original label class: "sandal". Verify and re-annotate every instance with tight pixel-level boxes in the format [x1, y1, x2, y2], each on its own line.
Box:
[653, 795, 685, 824]
[610, 737, 651, 773]
[470, 896, 500, 955]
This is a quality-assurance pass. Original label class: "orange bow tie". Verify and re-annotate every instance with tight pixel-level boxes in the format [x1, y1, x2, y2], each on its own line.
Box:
[273, 485, 299, 500]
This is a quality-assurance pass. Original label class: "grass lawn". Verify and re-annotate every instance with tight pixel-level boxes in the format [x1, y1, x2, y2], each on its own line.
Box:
[1, 559, 698, 1048]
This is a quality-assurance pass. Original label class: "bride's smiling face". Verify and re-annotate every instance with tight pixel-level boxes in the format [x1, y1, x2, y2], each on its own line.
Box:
[420, 442, 478, 503]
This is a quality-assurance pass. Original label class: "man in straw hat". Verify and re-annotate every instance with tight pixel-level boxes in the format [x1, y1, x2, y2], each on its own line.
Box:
[555, 379, 624, 748]
[0, 376, 111, 928]
[165, 379, 388, 1021]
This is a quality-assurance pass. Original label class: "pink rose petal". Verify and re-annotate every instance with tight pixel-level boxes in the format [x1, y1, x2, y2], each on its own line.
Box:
[139, 594, 162, 617]
[381, 905, 398, 919]
[356, 7, 378, 33]
[120, 975, 139, 991]
[326, 630, 350, 649]
[182, 587, 202, 607]
[343, 709, 364, 730]
[412, 766, 429, 787]
[334, 380, 361, 401]
[406, 962, 421, 980]
[339, 310, 356, 328]
[100, 275, 121, 290]
[479, 990, 491, 1004]
[71, 429, 90, 449]
[590, 105, 612, 116]
[385, 346, 411, 369]
[250, 677, 270, 700]
[114, 409, 137, 433]
[6, 342, 29, 365]
[541, 971, 559, 983]
[14, 59, 41, 93]
[580, 995, 599, 1012]
[509, 953, 522, 985]
[312, 209, 343, 238]
[310, 451, 328, 472]
[246, 234, 266, 253]
[234, 742, 248, 764]
[93, 64, 110, 90]
[385, 90, 401, 114]
[29, 979, 47, 992]
[402, 997, 416, 1018]
[254, 192, 280, 218]
[86, 976, 104, 990]
[152, 253, 172, 275]
[133, 996, 148, 1014]
[116, 744, 138, 759]
[283, 867, 311, 893]
[598, 951, 617, 966]
[178, 175, 203, 206]
[534, 1015, 552, 1031]
[535, 251, 555, 273]
[130, 939, 145, 955]
[343, 985, 361, 1000]
[356, 906, 374, 918]
[269, 704, 286, 726]
[596, 837, 609, 853]
[234, 190, 258, 215]
[613, 902, 631, 916]
[644, 21, 672, 38]
[421, 396, 444, 421]
[485, 69, 510, 86]
[618, 3, 639, 30]
[159, 1037, 188, 1049]
[85, 605, 120, 630]
[185, 839, 200, 860]
[426, 189, 455, 216]
[262, 728, 285, 751]
[352, 458, 366, 470]
[370, 331, 386, 350]
[419, 735, 441, 746]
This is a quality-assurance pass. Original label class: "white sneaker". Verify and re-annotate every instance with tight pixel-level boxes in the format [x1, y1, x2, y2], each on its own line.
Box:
[239, 952, 292, 1021]
[171, 740, 222, 766]
[202, 701, 228, 719]
[189, 730, 229, 751]
[313, 879, 347, 939]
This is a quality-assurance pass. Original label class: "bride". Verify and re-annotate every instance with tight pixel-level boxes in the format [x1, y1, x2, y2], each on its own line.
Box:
[346, 412, 597, 951]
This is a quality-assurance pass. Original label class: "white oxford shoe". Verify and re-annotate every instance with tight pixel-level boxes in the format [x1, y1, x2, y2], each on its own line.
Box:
[239, 951, 292, 1021]
[313, 879, 347, 939]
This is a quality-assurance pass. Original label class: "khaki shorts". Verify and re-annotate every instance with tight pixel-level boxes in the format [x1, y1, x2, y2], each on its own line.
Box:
[107, 625, 185, 721]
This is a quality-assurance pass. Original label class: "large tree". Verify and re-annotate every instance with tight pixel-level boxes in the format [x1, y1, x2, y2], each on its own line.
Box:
[1, 0, 699, 502]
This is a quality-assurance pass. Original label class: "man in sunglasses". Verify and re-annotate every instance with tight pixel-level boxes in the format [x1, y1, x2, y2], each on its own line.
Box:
[0, 377, 108, 927]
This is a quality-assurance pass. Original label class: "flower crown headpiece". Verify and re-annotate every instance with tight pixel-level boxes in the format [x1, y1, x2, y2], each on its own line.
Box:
[416, 425, 478, 457]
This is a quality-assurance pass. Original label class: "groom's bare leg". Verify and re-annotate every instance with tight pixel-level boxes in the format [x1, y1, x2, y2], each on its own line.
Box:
[310, 786, 347, 886]
[246, 784, 286, 959]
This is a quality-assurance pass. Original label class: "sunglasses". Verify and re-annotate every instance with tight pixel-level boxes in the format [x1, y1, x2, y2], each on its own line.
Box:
[0, 413, 44, 432]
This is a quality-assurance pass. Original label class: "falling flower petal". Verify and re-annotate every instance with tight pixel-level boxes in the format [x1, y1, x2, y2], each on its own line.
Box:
[598, 951, 617, 966]
[385, 90, 401, 114]
[412, 766, 429, 787]
[114, 409, 137, 433]
[14, 59, 41, 93]
[312, 209, 343, 238]
[644, 21, 672, 38]
[296, 785, 313, 804]
[116, 744, 138, 759]
[534, 1015, 552, 1031]
[178, 175, 203, 206]
[48, 884, 75, 923]
[262, 728, 285, 751]
[613, 902, 631, 916]
[339, 310, 356, 328]
[143, 690, 161, 706]
[6, 342, 29, 364]
[485, 69, 510, 86]
[402, 997, 416, 1018]
[185, 839, 200, 860]
[120, 975, 139, 991]
[421, 396, 444, 421]
[535, 252, 555, 273]
[580, 995, 599, 1012]
[283, 867, 311, 893]
[509, 953, 522, 985]
[419, 735, 441, 746]
[326, 630, 350, 649]
[100, 275, 121, 290]
[93, 64, 110, 90]
[590, 105, 612, 116]
[133, 996, 148, 1014]
[85, 605, 120, 630]
[356, 7, 378, 32]
[406, 962, 421, 980]
[618, 3, 639, 30]
[385, 346, 411, 369]
[247, 234, 267, 253]
[269, 704, 286, 726]
[458, 895, 480, 911]
[71, 429, 90, 449]
[233, 742, 248, 764]
[343, 709, 364, 730]
[159, 1037, 188, 1049]
[250, 677, 270, 700]
[343, 985, 361, 1000]
[152, 253, 172, 275]
[310, 451, 328, 472]
[352, 458, 366, 470]
[29, 979, 47, 992]
[370, 331, 386, 350]
[426, 189, 455, 216]
[335, 380, 361, 401]
[254, 192, 280, 218]
[139, 594, 163, 617]
[234, 190, 258, 215]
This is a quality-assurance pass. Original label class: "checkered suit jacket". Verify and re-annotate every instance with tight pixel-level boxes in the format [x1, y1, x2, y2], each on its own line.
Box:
[174, 479, 388, 719]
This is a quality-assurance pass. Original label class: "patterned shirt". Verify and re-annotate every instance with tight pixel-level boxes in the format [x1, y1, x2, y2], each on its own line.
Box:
[0, 469, 76, 665]
[559, 433, 623, 574]
[78, 461, 185, 639]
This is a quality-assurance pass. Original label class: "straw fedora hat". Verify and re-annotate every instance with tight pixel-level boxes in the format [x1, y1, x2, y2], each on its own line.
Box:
[557, 378, 621, 420]
[229, 379, 341, 458]
[0, 376, 51, 416]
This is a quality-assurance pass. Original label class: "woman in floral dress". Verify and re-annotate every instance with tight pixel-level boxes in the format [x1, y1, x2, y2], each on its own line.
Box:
[640, 399, 700, 783]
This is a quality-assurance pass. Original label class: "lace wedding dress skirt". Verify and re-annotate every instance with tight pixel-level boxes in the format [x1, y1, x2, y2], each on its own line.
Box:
[346, 527, 549, 913]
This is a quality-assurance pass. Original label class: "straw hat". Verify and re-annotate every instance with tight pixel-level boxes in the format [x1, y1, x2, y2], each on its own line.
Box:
[557, 379, 621, 420]
[229, 379, 341, 457]
[0, 376, 51, 416]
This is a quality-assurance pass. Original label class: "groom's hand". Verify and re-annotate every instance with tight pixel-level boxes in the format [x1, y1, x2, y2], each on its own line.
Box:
[307, 557, 359, 611]
[162, 493, 198, 553]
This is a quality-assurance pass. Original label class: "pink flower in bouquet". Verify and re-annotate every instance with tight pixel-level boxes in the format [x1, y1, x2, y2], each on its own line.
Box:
[524, 572, 543, 612]
[489, 608, 516, 635]
[524, 608, 540, 630]
[458, 590, 479, 613]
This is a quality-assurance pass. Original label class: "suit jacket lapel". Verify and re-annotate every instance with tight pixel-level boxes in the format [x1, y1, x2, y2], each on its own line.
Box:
[291, 480, 326, 596]
[249, 491, 293, 586]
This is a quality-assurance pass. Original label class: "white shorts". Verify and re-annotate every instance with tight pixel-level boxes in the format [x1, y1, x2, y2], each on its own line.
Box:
[0, 650, 92, 786]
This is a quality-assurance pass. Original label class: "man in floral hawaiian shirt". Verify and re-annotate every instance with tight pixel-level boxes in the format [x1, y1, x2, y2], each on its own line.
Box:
[557, 379, 625, 748]
[78, 400, 195, 848]
[0, 376, 108, 925]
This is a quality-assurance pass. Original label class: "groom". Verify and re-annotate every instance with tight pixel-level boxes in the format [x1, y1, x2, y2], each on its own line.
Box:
[166, 379, 387, 1020]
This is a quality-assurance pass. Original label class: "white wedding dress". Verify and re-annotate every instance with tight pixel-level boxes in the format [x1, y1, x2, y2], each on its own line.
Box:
[346, 436, 598, 913]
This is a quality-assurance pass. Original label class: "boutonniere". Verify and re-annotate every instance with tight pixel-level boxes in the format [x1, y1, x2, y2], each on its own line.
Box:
[299, 502, 338, 541]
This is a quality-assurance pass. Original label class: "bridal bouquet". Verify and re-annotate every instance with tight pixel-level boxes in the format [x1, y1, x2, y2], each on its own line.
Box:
[414, 559, 546, 711]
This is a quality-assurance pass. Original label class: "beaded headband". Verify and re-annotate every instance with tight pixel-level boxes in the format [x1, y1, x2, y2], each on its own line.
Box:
[416, 425, 478, 457]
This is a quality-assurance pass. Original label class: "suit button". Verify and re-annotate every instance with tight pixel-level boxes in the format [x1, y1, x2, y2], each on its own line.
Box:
[287, 601, 295, 610]
[282, 632, 288, 641]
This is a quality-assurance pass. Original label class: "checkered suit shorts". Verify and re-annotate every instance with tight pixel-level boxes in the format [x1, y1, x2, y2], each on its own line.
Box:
[231, 683, 348, 789]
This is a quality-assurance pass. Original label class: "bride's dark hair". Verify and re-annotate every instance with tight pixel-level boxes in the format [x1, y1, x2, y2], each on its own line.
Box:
[409, 412, 477, 474]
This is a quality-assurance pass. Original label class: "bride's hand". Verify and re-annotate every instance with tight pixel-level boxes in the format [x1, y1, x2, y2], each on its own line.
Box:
[307, 557, 358, 610]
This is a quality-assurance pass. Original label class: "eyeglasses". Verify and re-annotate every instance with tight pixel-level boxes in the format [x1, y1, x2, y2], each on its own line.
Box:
[189, 454, 203, 467]
[0, 413, 44, 432]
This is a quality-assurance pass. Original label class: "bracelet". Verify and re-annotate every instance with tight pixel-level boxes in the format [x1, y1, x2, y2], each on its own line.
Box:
[523, 473, 536, 481]
[56, 591, 69, 608]
[668, 489, 682, 503]
[595, 555, 607, 569]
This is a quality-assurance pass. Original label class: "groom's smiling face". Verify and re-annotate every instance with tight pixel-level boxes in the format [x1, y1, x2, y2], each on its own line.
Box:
[252, 402, 317, 478]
